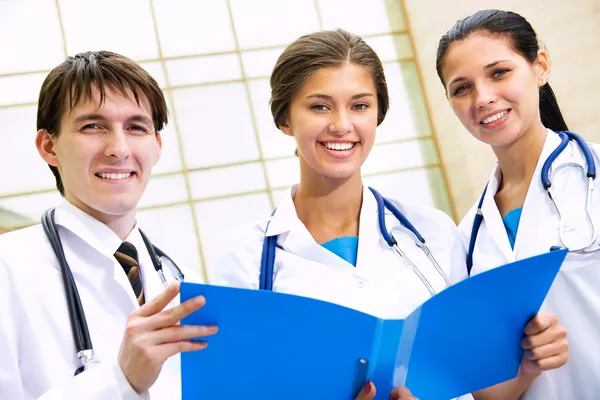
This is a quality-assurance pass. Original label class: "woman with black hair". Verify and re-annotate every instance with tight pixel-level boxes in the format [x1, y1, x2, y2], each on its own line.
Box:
[437, 9, 598, 399]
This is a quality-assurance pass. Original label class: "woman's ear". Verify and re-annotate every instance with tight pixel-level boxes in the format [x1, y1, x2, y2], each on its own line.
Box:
[279, 121, 293, 137]
[535, 49, 551, 87]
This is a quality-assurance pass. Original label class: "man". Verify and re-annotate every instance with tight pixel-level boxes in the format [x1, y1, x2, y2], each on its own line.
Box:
[0, 51, 216, 399]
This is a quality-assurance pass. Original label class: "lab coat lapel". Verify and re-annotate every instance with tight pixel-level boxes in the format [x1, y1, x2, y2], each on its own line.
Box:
[355, 186, 386, 274]
[53, 203, 117, 264]
[268, 186, 357, 271]
[54, 203, 140, 313]
[480, 166, 515, 263]
[132, 230, 174, 306]
[513, 131, 562, 259]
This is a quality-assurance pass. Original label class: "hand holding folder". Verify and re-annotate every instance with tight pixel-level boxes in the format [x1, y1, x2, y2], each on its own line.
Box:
[180, 249, 567, 400]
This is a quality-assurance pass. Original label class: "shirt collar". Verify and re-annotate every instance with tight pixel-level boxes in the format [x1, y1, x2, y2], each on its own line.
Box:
[54, 199, 141, 257]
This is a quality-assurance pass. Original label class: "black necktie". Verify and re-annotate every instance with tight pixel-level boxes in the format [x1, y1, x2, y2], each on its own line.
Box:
[114, 242, 145, 306]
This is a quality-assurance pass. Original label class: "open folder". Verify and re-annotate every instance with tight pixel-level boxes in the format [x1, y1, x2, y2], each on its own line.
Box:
[180, 248, 567, 400]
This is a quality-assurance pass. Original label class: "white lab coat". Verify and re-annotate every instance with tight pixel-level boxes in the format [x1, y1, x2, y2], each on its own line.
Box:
[0, 200, 202, 400]
[214, 185, 473, 399]
[459, 130, 600, 400]
[214, 184, 468, 319]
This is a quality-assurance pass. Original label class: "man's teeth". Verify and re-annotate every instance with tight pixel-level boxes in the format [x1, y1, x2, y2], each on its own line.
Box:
[482, 110, 508, 124]
[324, 142, 356, 151]
[97, 172, 132, 180]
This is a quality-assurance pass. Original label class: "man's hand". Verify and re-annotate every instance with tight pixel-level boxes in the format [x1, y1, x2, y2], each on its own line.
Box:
[118, 282, 217, 394]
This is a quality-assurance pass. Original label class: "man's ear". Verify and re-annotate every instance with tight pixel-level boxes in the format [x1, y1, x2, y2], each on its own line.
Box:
[154, 131, 163, 166]
[35, 129, 60, 167]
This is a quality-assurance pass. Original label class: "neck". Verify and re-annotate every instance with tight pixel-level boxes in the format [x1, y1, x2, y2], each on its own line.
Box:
[294, 163, 363, 242]
[493, 121, 547, 188]
[66, 196, 137, 240]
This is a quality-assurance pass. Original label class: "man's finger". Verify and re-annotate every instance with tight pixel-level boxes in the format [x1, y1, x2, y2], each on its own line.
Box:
[151, 324, 218, 345]
[148, 294, 207, 330]
[137, 282, 180, 317]
[157, 340, 209, 362]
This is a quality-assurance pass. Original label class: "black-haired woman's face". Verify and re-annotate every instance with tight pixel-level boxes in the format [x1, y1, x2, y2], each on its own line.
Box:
[441, 33, 547, 148]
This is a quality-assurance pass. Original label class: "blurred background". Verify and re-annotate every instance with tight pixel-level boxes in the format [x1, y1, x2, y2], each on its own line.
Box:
[0, 0, 598, 282]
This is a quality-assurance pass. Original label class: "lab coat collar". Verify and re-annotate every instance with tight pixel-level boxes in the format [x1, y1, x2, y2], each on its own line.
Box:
[265, 184, 377, 271]
[265, 185, 301, 237]
[54, 200, 141, 259]
[513, 130, 562, 258]
[481, 159, 513, 261]
[481, 129, 560, 261]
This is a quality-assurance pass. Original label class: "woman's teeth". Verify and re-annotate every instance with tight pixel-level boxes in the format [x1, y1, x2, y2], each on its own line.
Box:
[323, 142, 356, 151]
[481, 110, 508, 124]
[97, 172, 132, 180]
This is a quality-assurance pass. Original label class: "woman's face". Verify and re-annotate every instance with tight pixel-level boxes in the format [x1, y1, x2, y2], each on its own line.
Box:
[441, 33, 550, 149]
[281, 63, 379, 181]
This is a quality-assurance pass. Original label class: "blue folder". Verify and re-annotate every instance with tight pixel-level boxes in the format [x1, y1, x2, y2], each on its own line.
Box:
[180, 249, 567, 400]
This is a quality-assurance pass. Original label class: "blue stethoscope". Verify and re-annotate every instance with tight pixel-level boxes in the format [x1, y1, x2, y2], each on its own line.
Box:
[466, 131, 598, 275]
[259, 187, 452, 295]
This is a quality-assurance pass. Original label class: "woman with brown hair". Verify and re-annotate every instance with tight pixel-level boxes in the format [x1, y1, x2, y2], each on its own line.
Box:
[215, 28, 565, 399]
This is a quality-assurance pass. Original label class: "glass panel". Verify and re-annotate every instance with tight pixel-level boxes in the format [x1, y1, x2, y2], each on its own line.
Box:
[363, 167, 452, 215]
[365, 34, 413, 62]
[229, 0, 320, 49]
[0, 1, 64, 74]
[59, 0, 159, 60]
[247, 79, 296, 159]
[153, 0, 236, 57]
[241, 48, 284, 79]
[318, 0, 406, 34]
[173, 83, 259, 168]
[0, 191, 62, 227]
[265, 157, 300, 190]
[271, 188, 290, 205]
[140, 62, 167, 89]
[376, 61, 431, 143]
[153, 92, 183, 174]
[166, 54, 241, 87]
[362, 138, 439, 175]
[188, 163, 266, 200]
[138, 174, 188, 208]
[0, 73, 46, 106]
[0, 105, 56, 195]
[195, 193, 272, 280]
[136, 204, 204, 277]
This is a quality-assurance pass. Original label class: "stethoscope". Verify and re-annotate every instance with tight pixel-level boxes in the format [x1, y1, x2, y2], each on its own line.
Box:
[259, 187, 452, 295]
[41, 208, 184, 376]
[466, 130, 598, 275]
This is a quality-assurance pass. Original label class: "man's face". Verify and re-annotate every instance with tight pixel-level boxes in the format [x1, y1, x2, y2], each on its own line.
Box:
[37, 85, 162, 224]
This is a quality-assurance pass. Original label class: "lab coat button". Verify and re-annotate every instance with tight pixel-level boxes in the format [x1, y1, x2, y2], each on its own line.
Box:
[357, 281, 364, 288]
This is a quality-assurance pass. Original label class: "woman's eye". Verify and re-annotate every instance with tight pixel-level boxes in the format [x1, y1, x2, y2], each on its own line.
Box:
[493, 69, 509, 78]
[353, 104, 369, 110]
[310, 104, 328, 111]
